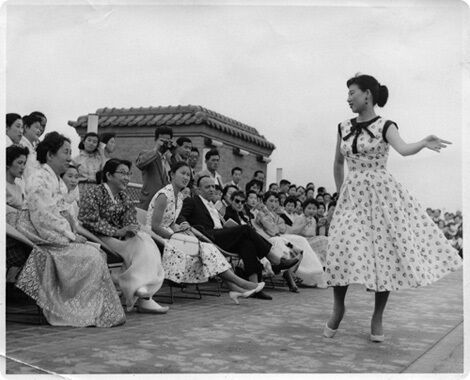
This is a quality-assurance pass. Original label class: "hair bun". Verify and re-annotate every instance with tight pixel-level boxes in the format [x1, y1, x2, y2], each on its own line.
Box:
[377, 84, 389, 107]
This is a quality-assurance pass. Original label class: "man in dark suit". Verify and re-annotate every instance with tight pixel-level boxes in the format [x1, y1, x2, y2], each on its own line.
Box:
[177, 175, 298, 300]
[135, 126, 173, 210]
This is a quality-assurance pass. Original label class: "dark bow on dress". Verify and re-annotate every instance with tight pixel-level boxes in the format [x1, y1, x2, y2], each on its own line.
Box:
[343, 119, 376, 154]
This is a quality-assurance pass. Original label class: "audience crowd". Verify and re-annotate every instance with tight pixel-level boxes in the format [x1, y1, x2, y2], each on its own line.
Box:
[5, 114, 464, 327]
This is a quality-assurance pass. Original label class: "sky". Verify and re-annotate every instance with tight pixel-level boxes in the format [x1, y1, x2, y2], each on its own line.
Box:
[4, 0, 468, 211]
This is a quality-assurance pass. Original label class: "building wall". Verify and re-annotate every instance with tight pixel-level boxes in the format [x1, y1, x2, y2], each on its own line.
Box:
[74, 122, 270, 189]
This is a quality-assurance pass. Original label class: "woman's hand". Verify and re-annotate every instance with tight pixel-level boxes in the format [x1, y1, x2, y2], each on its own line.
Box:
[423, 135, 452, 153]
[116, 224, 140, 238]
[174, 222, 191, 233]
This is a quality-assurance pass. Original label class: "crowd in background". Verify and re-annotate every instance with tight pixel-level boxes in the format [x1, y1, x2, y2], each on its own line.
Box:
[5, 113, 464, 328]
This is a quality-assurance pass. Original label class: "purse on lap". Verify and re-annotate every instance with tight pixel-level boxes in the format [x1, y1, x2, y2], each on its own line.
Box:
[169, 233, 201, 257]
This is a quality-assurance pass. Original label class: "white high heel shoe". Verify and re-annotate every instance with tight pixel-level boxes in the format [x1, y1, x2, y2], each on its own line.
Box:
[323, 322, 338, 338]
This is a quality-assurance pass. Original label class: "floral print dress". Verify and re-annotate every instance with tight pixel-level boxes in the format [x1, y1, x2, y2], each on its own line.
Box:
[14, 164, 125, 327]
[325, 116, 462, 291]
[146, 184, 231, 284]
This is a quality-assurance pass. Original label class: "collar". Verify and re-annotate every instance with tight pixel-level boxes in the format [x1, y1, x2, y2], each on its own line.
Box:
[343, 116, 380, 154]
[103, 183, 117, 204]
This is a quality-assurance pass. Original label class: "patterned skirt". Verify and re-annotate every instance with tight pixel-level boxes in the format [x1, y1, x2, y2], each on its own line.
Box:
[162, 241, 231, 284]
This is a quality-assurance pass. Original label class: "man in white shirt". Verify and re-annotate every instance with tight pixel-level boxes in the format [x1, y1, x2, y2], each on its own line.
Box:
[198, 149, 224, 189]
[229, 167, 243, 189]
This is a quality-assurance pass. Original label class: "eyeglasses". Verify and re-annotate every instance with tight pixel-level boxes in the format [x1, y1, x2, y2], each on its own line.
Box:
[233, 199, 245, 204]
[115, 171, 132, 177]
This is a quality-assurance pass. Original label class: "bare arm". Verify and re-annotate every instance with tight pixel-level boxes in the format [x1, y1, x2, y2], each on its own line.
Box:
[333, 131, 345, 193]
[386, 124, 452, 156]
[150, 194, 173, 239]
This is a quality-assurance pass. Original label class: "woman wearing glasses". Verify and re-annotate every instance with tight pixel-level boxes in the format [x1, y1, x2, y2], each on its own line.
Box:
[79, 158, 169, 314]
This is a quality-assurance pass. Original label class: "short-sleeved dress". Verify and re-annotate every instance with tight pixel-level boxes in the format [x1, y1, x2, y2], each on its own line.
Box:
[146, 184, 231, 284]
[324, 116, 462, 292]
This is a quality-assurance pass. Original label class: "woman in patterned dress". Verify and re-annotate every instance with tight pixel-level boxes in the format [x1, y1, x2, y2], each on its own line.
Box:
[323, 74, 462, 342]
[14, 132, 125, 327]
[147, 162, 265, 304]
[79, 158, 169, 314]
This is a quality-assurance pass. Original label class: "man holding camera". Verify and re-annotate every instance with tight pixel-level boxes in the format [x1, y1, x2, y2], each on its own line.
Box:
[136, 126, 173, 210]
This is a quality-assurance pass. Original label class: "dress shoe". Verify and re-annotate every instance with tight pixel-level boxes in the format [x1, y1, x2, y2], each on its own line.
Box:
[370, 334, 385, 343]
[323, 322, 338, 338]
[229, 291, 242, 305]
[249, 290, 272, 300]
[137, 298, 169, 314]
[271, 257, 300, 274]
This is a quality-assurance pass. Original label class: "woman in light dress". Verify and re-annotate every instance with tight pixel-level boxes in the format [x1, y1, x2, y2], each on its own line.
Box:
[79, 158, 169, 314]
[72, 132, 104, 191]
[323, 74, 462, 342]
[14, 132, 125, 327]
[254, 191, 326, 289]
[147, 162, 264, 304]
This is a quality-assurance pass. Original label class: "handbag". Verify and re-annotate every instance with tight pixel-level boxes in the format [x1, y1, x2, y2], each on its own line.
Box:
[169, 233, 201, 257]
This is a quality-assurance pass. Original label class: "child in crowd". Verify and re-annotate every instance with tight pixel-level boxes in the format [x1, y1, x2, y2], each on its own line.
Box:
[61, 165, 80, 221]
[289, 199, 328, 268]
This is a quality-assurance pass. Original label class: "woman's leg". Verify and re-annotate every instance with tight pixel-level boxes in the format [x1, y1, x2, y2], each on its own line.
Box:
[327, 285, 348, 330]
[219, 269, 258, 290]
[371, 291, 390, 336]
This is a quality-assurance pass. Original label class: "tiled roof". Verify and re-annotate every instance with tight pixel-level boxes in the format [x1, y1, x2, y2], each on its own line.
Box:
[68, 105, 276, 150]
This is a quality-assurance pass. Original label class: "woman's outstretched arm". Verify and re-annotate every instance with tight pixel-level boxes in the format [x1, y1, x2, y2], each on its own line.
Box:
[386, 123, 452, 156]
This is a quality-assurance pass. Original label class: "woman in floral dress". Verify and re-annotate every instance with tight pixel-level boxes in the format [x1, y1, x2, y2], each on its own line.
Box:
[15, 132, 125, 327]
[323, 74, 462, 342]
[79, 158, 168, 314]
[147, 162, 264, 304]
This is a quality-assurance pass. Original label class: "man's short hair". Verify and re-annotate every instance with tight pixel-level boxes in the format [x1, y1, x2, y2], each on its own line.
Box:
[154, 126, 173, 140]
[191, 147, 200, 154]
[176, 136, 192, 146]
[231, 166, 243, 175]
[196, 174, 211, 187]
[280, 179, 291, 186]
[288, 184, 297, 190]
[205, 148, 220, 161]
[268, 183, 278, 190]
[253, 170, 264, 178]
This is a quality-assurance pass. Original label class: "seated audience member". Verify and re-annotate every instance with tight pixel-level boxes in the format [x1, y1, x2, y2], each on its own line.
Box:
[325, 201, 336, 235]
[289, 199, 329, 267]
[331, 192, 339, 202]
[170, 136, 192, 167]
[61, 164, 80, 220]
[216, 184, 238, 217]
[295, 199, 303, 216]
[323, 193, 332, 209]
[315, 202, 328, 235]
[288, 184, 297, 197]
[278, 192, 287, 207]
[317, 186, 326, 196]
[181, 186, 191, 199]
[229, 167, 243, 189]
[177, 175, 284, 300]
[6, 145, 29, 210]
[280, 196, 298, 226]
[225, 190, 252, 226]
[253, 170, 266, 192]
[306, 182, 315, 191]
[244, 190, 260, 221]
[6, 113, 24, 147]
[187, 147, 200, 190]
[20, 114, 42, 179]
[29, 111, 47, 137]
[296, 186, 306, 202]
[14, 132, 125, 327]
[99, 132, 117, 163]
[245, 179, 263, 195]
[279, 179, 291, 194]
[254, 191, 325, 288]
[305, 187, 315, 200]
[315, 194, 324, 205]
[199, 149, 224, 188]
[72, 132, 104, 188]
[147, 162, 264, 304]
[79, 158, 168, 314]
[136, 126, 173, 210]
[432, 209, 442, 224]
[268, 183, 279, 193]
